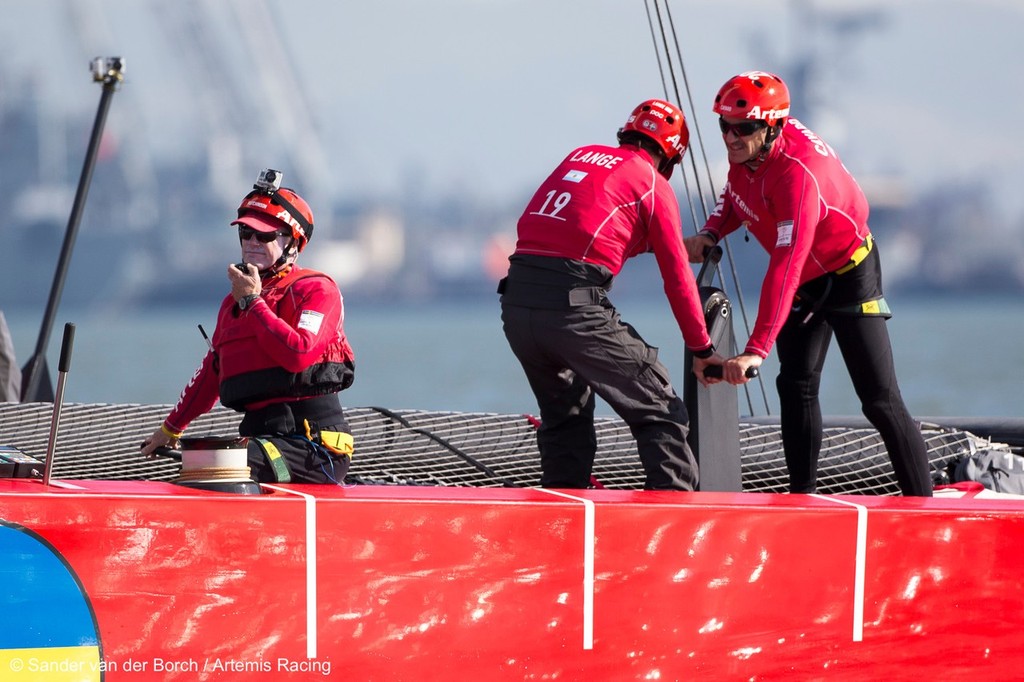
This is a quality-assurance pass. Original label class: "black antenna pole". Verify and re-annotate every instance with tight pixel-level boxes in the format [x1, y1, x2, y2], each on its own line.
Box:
[20, 57, 125, 402]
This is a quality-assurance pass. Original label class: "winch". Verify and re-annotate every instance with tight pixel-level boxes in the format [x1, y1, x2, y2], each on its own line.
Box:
[155, 436, 263, 495]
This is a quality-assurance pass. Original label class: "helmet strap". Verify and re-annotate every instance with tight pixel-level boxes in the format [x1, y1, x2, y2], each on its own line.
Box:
[744, 124, 782, 168]
[760, 124, 782, 154]
[620, 132, 675, 178]
[657, 154, 676, 180]
[268, 190, 312, 242]
[252, 239, 298, 277]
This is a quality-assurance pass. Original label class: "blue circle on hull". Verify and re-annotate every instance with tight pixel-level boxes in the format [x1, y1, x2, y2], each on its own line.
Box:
[0, 521, 103, 679]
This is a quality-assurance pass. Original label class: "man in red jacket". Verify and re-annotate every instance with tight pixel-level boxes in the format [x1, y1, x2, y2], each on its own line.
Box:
[141, 170, 356, 484]
[685, 72, 932, 496]
[500, 99, 723, 491]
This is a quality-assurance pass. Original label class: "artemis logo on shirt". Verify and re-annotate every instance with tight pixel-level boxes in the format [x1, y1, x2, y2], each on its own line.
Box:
[727, 185, 760, 222]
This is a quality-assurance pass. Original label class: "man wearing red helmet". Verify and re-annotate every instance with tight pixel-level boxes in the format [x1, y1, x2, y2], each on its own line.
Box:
[499, 99, 723, 491]
[141, 170, 357, 484]
[685, 72, 932, 496]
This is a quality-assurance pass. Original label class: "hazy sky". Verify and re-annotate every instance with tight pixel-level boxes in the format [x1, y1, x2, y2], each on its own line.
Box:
[4, 0, 1023, 216]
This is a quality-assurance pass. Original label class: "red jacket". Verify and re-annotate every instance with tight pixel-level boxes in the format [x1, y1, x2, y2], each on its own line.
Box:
[701, 118, 870, 357]
[165, 265, 354, 432]
[514, 143, 712, 353]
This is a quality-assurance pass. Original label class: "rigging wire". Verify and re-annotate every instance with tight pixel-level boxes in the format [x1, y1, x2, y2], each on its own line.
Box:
[643, 0, 703, 233]
[644, 0, 771, 415]
[647, 0, 709, 223]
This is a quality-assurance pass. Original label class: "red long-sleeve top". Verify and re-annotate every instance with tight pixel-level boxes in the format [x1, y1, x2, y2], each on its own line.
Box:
[165, 266, 352, 433]
[701, 118, 871, 357]
[514, 143, 712, 354]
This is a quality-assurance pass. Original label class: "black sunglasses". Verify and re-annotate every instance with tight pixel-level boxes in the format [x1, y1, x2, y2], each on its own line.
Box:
[238, 226, 287, 243]
[718, 117, 767, 137]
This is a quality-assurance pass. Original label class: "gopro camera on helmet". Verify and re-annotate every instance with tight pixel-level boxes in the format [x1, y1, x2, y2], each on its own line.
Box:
[254, 168, 283, 194]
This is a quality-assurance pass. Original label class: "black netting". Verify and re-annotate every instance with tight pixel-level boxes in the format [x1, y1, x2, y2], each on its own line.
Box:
[0, 402, 986, 495]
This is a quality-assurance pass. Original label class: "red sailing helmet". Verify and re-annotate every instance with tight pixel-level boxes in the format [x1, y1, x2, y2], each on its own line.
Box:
[231, 187, 314, 252]
[618, 99, 689, 164]
[713, 72, 791, 126]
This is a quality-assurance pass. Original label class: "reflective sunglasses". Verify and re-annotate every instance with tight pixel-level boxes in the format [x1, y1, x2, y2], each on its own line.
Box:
[718, 117, 767, 137]
[238, 226, 287, 243]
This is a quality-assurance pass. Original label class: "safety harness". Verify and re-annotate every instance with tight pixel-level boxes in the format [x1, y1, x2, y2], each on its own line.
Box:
[794, 234, 890, 324]
[835, 234, 874, 275]
[253, 418, 354, 483]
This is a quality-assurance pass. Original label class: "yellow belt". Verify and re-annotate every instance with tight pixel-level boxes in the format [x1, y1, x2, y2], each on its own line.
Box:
[835, 234, 873, 275]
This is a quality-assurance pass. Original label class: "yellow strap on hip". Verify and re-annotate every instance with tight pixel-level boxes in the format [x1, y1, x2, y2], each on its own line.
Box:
[320, 430, 354, 458]
[835, 234, 873, 275]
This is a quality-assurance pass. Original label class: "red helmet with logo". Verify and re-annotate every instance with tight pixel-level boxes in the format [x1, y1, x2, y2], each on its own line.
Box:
[713, 71, 791, 127]
[231, 187, 315, 252]
[618, 99, 689, 164]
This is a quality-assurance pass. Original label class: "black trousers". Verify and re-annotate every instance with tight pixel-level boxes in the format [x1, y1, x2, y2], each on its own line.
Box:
[501, 302, 698, 491]
[775, 247, 932, 496]
[238, 394, 351, 485]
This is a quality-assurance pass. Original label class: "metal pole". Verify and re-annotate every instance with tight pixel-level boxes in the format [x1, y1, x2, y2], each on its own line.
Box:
[21, 57, 125, 402]
[42, 323, 76, 486]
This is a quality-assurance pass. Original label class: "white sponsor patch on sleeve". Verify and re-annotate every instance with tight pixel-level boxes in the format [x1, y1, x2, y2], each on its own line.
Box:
[297, 310, 325, 334]
[562, 170, 588, 183]
[775, 221, 794, 247]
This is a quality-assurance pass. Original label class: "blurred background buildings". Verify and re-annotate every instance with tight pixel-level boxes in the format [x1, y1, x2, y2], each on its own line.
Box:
[2, 0, 1023, 313]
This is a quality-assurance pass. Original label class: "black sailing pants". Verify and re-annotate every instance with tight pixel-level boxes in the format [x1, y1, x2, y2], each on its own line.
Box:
[501, 302, 698, 491]
[238, 394, 351, 485]
[775, 301, 933, 497]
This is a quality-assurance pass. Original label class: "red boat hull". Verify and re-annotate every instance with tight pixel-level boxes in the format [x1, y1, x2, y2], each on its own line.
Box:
[1, 479, 1022, 680]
